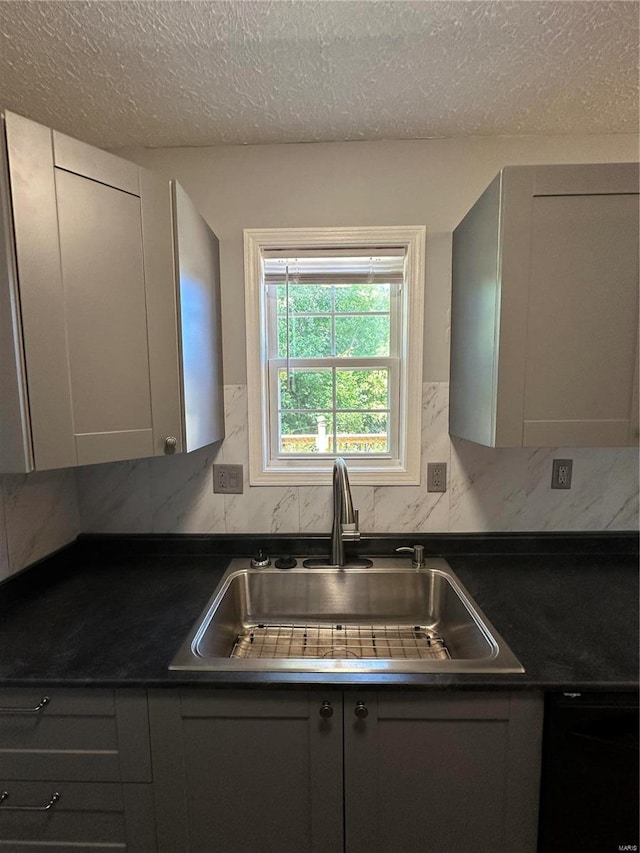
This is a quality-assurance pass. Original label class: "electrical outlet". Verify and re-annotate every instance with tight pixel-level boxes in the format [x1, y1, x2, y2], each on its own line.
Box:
[427, 462, 447, 493]
[213, 464, 244, 494]
[551, 459, 573, 489]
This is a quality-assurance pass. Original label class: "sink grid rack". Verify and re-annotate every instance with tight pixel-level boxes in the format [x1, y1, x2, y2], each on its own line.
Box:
[231, 623, 451, 661]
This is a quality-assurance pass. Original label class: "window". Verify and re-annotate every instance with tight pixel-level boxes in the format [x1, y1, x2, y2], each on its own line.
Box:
[244, 226, 425, 485]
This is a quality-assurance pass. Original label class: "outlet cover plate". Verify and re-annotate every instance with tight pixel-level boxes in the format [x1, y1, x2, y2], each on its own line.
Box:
[551, 459, 573, 489]
[213, 464, 244, 494]
[427, 462, 447, 493]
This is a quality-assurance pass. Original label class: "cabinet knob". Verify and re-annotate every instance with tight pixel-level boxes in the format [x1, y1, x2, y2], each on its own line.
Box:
[354, 701, 368, 719]
[164, 436, 178, 454]
[319, 701, 334, 719]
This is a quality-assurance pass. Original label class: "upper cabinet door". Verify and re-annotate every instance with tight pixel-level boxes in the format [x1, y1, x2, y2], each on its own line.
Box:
[1, 110, 224, 471]
[450, 163, 639, 448]
[144, 180, 225, 457]
[172, 181, 225, 451]
[5, 111, 158, 469]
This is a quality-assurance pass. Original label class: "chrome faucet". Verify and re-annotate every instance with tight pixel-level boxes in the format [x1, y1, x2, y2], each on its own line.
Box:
[330, 457, 360, 567]
[303, 457, 372, 569]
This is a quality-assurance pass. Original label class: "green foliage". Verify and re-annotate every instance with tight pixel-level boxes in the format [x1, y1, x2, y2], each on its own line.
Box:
[274, 281, 392, 453]
[277, 283, 390, 357]
[279, 369, 389, 447]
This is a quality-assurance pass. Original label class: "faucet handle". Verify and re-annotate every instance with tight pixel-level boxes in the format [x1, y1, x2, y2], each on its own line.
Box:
[395, 545, 425, 568]
[341, 508, 361, 541]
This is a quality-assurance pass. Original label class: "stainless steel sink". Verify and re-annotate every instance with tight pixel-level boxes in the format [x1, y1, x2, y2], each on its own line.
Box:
[170, 557, 524, 673]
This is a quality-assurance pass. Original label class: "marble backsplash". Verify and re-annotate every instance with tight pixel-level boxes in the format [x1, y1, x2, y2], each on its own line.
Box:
[2, 381, 636, 580]
[0, 468, 80, 582]
[75, 383, 639, 537]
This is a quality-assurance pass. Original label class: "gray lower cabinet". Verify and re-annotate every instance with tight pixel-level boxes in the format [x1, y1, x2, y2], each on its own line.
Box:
[149, 689, 543, 853]
[0, 688, 156, 851]
[149, 689, 343, 853]
[343, 691, 542, 853]
[450, 162, 639, 448]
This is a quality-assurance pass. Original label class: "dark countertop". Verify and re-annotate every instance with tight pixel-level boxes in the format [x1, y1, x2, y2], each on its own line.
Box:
[0, 534, 637, 691]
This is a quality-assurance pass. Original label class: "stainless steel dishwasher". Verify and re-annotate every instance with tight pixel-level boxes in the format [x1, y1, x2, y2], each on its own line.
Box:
[537, 692, 639, 853]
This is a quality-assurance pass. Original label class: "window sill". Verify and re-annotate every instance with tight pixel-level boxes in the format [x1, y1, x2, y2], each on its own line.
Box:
[249, 460, 421, 487]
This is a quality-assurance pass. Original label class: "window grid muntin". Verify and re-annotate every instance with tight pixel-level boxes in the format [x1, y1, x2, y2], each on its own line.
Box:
[273, 282, 394, 361]
[267, 276, 398, 460]
[268, 357, 398, 460]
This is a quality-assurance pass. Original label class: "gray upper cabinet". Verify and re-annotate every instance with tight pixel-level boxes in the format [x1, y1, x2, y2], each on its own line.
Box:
[0, 110, 224, 473]
[450, 163, 639, 448]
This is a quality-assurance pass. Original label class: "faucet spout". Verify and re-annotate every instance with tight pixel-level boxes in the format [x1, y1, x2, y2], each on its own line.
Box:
[330, 457, 360, 568]
[303, 458, 372, 569]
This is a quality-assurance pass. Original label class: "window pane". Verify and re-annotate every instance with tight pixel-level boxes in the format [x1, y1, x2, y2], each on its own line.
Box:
[335, 315, 390, 357]
[280, 412, 334, 454]
[334, 283, 390, 313]
[279, 369, 333, 411]
[336, 412, 389, 453]
[278, 316, 332, 358]
[336, 369, 388, 410]
[277, 284, 333, 314]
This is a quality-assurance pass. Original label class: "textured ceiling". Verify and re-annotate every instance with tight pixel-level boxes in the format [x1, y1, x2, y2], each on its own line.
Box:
[0, 0, 638, 148]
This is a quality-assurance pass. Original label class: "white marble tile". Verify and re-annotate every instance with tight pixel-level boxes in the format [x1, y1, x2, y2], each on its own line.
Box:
[418, 381, 451, 531]
[373, 382, 451, 533]
[373, 484, 449, 532]
[450, 440, 548, 532]
[0, 481, 10, 582]
[149, 443, 226, 533]
[68, 381, 638, 540]
[448, 439, 639, 532]
[588, 447, 639, 531]
[299, 483, 375, 535]
[299, 485, 332, 533]
[220, 385, 249, 467]
[2, 469, 80, 573]
[224, 486, 299, 534]
[351, 485, 375, 534]
[219, 384, 302, 533]
[76, 458, 152, 533]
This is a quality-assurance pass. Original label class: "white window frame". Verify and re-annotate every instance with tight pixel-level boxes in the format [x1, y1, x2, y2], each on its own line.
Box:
[244, 226, 425, 486]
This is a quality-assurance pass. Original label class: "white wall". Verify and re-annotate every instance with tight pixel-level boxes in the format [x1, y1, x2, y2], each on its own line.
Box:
[73, 132, 639, 538]
[117, 132, 640, 384]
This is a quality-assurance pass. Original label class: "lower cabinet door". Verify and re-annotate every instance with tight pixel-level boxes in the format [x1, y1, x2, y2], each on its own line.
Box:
[0, 781, 156, 852]
[149, 689, 343, 853]
[343, 691, 543, 853]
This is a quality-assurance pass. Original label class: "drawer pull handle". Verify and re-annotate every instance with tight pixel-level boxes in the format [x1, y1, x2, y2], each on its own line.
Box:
[0, 696, 50, 714]
[0, 791, 60, 811]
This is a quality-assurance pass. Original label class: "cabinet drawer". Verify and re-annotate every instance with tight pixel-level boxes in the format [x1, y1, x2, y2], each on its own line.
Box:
[0, 689, 151, 783]
[0, 781, 156, 851]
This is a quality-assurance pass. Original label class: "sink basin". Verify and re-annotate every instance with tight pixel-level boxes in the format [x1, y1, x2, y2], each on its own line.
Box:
[170, 557, 524, 673]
